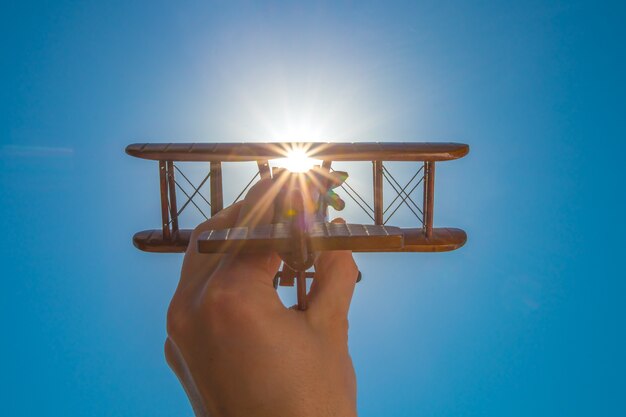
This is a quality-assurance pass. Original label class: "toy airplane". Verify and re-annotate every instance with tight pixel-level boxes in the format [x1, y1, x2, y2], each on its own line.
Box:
[126, 142, 469, 310]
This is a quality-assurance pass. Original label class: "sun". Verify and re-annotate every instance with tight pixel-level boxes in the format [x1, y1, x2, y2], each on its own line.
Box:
[272, 148, 321, 173]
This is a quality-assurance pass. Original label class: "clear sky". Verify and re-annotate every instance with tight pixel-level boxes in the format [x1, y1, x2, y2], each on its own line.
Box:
[2, 1, 625, 416]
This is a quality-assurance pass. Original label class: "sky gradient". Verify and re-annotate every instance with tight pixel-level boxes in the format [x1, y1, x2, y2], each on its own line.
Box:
[2, 1, 625, 416]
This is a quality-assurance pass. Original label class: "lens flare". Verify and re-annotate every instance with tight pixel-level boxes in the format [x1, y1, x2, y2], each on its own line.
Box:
[272, 149, 321, 173]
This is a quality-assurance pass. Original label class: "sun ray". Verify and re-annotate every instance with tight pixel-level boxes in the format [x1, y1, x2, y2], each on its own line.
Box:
[271, 146, 321, 173]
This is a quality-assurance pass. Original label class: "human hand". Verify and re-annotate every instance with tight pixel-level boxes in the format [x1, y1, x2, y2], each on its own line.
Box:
[165, 178, 360, 417]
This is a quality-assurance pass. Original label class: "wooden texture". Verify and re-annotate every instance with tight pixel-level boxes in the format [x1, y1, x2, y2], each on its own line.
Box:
[132, 226, 466, 253]
[166, 161, 179, 234]
[296, 270, 307, 310]
[278, 263, 297, 286]
[257, 160, 271, 178]
[133, 229, 192, 252]
[128, 142, 469, 259]
[197, 223, 403, 253]
[373, 161, 384, 224]
[423, 161, 435, 238]
[126, 142, 469, 162]
[209, 162, 223, 216]
[158, 161, 171, 240]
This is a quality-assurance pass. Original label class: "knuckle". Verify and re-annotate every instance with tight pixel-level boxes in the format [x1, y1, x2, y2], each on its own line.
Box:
[202, 283, 253, 325]
[166, 299, 189, 337]
[167, 276, 260, 340]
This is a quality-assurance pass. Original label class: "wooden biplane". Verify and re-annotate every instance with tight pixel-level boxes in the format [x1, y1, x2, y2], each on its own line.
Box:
[126, 142, 469, 310]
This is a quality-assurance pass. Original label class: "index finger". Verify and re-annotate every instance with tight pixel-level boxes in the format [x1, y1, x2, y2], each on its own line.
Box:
[212, 178, 283, 287]
[178, 202, 244, 291]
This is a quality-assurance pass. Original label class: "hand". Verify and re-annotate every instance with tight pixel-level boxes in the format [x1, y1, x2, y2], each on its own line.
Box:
[165, 178, 360, 417]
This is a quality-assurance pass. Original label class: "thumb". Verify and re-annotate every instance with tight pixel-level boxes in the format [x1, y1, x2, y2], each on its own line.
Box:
[307, 218, 359, 321]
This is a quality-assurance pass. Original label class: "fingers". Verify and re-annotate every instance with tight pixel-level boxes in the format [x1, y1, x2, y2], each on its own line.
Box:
[179, 202, 244, 290]
[186, 202, 244, 255]
[308, 250, 359, 321]
[309, 167, 347, 211]
[307, 219, 359, 321]
[215, 178, 283, 284]
[309, 167, 348, 190]
[236, 178, 280, 228]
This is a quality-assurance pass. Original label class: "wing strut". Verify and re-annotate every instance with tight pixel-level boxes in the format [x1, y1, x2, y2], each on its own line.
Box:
[423, 161, 435, 238]
[209, 162, 223, 216]
[373, 160, 384, 224]
[159, 161, 171, 240]
[166, 161, 179, 235]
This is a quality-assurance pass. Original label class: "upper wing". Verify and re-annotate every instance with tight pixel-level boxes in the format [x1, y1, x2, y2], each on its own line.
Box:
[125, 142, 469, 162]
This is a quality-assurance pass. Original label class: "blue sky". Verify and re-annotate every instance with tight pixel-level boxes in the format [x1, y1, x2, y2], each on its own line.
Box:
[1, 1, 625, 416]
